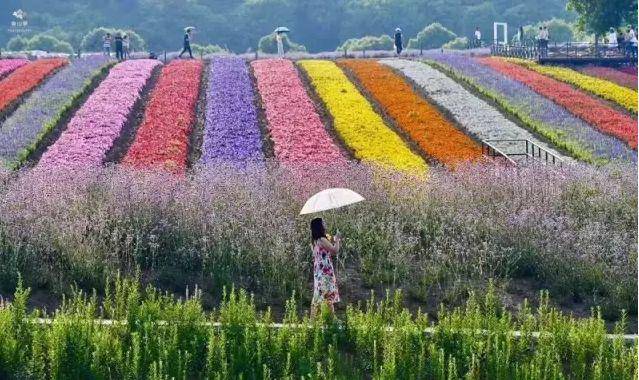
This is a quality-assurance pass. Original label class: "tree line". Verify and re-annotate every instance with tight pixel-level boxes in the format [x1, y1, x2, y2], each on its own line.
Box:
[0, 0, 635, 54]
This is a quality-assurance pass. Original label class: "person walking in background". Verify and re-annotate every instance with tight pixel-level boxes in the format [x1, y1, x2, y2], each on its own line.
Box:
[276, 31, 285, 56]
[537, 26, 549, 58]
[114, 32, 124, 61]
[179, 27, 193, 59]
[122, 34, 130, 59]
[543, 25, 550, 55]
[394, 28, 403, 55]
[474, 27, 482, 47]
[627, 25, 637, 60]
[103, 33, 112, 57]
[617, 28, 625, 53]
[536, 27, 543, 54]
[310, 217, 340, 318]
[608, 27, 618, 48]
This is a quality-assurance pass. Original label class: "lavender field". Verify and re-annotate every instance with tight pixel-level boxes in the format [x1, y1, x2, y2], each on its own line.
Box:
[0, 162, 635, 322]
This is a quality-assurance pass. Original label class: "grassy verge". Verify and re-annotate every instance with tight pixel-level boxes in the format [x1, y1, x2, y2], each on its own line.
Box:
[0, 276, 635, 379]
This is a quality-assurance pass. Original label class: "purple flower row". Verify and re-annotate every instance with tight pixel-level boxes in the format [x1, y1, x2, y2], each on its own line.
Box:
[0, 55, 110, 168]
[425, 53, 636, 163]
[37, 59, 161, 169]
[0, 59, 28, 78]
[200, 57, 264, 164]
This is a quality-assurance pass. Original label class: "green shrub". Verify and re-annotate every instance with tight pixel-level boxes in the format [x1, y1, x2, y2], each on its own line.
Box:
[6, 36, 29, 51]
[6, 34, 73, 53]
[442, 36, 469, 49]
[0, 277, 635, 379]
[191, 43, 227, 56]
[337, 34, 394, 51]
[258, 33, 306, 54]
[80, 27, 146, 52]
[408, 22, 457, 49]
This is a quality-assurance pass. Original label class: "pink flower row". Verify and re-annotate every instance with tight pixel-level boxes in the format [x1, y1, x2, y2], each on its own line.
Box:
[251, 59, 345, 167]
[38, 59, 161, 169]
[0, 59, 28, 78]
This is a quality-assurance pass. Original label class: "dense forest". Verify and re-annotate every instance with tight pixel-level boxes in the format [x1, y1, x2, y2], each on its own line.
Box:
[1, 0, 576, 53]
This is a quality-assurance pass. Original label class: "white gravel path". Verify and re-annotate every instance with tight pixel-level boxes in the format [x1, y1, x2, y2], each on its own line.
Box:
[382, 59, 568, 161]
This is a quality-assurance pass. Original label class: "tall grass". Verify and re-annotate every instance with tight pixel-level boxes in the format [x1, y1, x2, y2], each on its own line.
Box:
[0, 162, 636, 318]
[0, 276, 635, 379]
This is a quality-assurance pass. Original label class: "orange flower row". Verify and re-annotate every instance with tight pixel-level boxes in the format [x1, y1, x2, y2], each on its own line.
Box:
[0, 59, 68, 112]
[337, 59, 482, 166]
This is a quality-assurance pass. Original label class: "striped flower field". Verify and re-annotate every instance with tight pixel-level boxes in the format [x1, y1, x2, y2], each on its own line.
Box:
[252, 59, 346, 167]
[0, 54, 636, 380]
[0, 55, 634, 170]
[200, 57, 264, 165]
[426, 54, 636, 163]
[299, 59, 427, 172]
[480, 57, 638, 149]
[123, 60, 203, 172]
[0, 56, 111, 168]
[338, 59, 483, 167]
[37, 59, 160, 169]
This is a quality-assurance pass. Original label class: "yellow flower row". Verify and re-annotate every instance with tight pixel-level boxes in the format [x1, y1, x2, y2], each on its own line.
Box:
[507, 58, 637, 114]
[298, 60, 427, 173]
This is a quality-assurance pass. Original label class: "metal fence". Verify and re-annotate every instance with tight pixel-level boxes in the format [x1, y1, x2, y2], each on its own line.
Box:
[492, 41, 635, 62]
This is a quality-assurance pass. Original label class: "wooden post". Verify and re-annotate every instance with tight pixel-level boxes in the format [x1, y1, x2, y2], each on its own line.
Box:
[343, 47, 347, 58]
[163, 50, 167, 63]
[363, 49, 366, 58]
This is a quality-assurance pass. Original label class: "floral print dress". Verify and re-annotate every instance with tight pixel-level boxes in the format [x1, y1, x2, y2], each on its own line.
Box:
[312, 242, 340, 305]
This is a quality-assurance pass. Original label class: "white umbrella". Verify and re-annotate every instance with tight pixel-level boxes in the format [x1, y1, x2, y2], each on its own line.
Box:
[299, 188, 364, 215]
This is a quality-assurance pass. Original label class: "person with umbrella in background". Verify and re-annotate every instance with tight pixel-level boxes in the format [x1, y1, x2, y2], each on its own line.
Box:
[274, 27, 290, 57]
[179, 27, 194, 59]
[300, 188, 365, 318]
[394, 28, 403, 55]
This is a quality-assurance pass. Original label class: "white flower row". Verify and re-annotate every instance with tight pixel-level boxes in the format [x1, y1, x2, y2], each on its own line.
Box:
[382, 59, 567, 160]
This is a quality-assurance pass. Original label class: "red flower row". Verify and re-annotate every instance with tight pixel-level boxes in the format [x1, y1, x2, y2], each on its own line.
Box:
[123, 60, 203, 172]
[0, 58, 67, 112]
[480, 58, 637, 149]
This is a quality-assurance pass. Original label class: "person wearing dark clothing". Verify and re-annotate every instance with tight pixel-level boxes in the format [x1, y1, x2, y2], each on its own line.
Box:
[617, 28, 625, 54]
[179, 29, 193, 59]
[114, 33, 124, 61]
[394, 28, 403, 55]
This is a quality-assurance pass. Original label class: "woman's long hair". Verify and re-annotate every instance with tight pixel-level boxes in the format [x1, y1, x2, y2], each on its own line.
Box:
[310, 217, 326, 243]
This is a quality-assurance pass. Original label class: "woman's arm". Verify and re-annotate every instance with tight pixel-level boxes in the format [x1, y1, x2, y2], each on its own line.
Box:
[319, 237, 340, 255]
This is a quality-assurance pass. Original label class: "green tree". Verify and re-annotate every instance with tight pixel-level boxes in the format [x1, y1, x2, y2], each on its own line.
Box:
[26, 34, 74, 53]
[567, 0, 637, 37]
[6, 34, 73, 53]
[407, 23, 456, 49]
[6, 36, 29, 51]
[191, 43, 227, 57]
[337, 35, 394, 51]
[443, 37, 469, 49]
